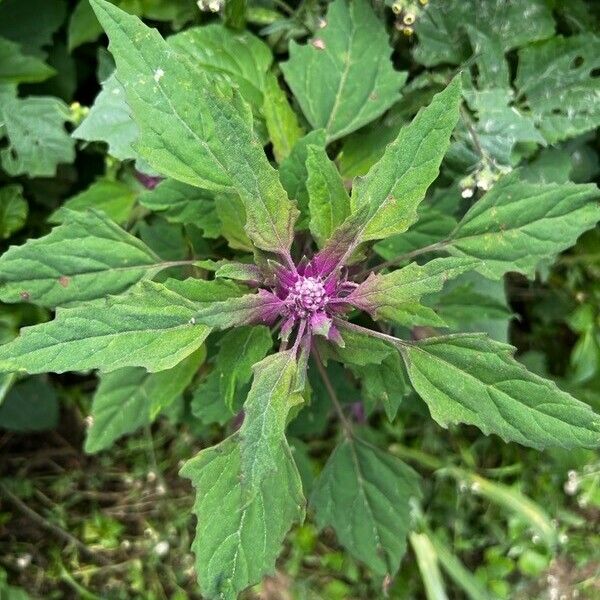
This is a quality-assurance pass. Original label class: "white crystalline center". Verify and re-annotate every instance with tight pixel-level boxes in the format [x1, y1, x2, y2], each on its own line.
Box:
[289, 276, 327, 317]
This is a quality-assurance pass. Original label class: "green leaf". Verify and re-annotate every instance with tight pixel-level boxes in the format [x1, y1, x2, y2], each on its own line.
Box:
[181, 351, 304, 599]
[73, 73, 138, 162]
[224, 0, 247, 29]
[311, 436, 421, 576]
[0, 377, 58, 432]
[85, 348, 205, 453]
[51, 179, 137, 225]
[279, 129, 327, 224]
[0, 37, 55, 84]
[91, 0, 298, 255]
[466, 89, 545, 165]
[348, 78, 461, 243]
[347, 257, 477, 328]
[0, 185, 27, 239]
[447, 171, 600, 279]
[263, 73, 303, 164]
[181, 435, 303, 600]
[168, 23, 272, 114]
[325, 327, 395, 367]
[0, 0, 67, 56]
[0, 281, 212, 374]
[194, 290, 283, 329]
[139, 179, 221, 237]
[515, 33, 600, 143]
[306, 145, 351, 247]
[352, 353, 409, 420]
[0, 90, 74, 177]
[0, 209, 175, 307]
[215, 193, 253, 252]
[68, 0, 104, 51]
[212, 326, 273, 410]
[281, 0, 406, 142]
[399, 333, 600, 449]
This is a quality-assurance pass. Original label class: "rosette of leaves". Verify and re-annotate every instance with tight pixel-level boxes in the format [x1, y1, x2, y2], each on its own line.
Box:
[0, 1, 599, 598]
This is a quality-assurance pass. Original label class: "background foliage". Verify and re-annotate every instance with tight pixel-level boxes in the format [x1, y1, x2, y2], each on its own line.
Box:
[0, 0, 599, 599]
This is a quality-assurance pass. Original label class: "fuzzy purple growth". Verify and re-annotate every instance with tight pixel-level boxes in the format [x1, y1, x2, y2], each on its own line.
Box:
[251, 254, 358, 352]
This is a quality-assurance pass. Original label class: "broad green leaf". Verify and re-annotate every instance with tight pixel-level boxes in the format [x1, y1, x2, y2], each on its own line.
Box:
[0, 209, 172, 307]
[91, 0, 298, 255]
[281, 0, 406, 142]
[324, 326, 395, 367]
[73, 73, 139, 162]
[85, 349, 205, 453]
[213, 326, 273, 410]
[0, 91, 74, 177]
[164, 276, 248, 303]
[399, 333, 600, 449]
[181, 435, 303, 600]
[50, 179, 137, 224]
[194, 290, 284, 329]
[466, 89, 545, 165]
[447, 171, 600, 279]
[311, 436, 421, 576]
[347, 257, 477, 328]
[181, 351, 304, 599]
[306, 145, 351, 247]
[215, 262, 262, 285]
[515, 33, 600, 143]
[68, 0, 104, 51]
[279, 129, 327, 223]
[0, 185, 27, 239]
[168, 23, 272, 113]
[413, 0, 554, 68]
[348, 79, 461, 243]
[263, 73, 303, 163]
[0, 281, 212, 374]
[0, 37, 55, 84]
[191, 370, 232, 425]
[139, 179, 221, 237]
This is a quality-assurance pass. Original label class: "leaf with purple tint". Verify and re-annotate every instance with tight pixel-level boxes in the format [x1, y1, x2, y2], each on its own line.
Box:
[346, 257, 477, 327]
[193, 289, 285, 329]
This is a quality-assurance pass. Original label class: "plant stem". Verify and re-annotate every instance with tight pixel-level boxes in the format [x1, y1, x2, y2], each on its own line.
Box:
[311, 347, 353, 438]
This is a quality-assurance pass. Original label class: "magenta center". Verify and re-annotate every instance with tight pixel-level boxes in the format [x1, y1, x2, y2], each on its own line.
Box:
[287, 276, 327, 318]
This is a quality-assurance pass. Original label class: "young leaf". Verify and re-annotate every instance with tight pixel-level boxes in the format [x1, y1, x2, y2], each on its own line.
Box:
[181, 351, 305, 599]
[306, 145, 351, 247]
[515, 33, 600, 143]
[348, 78, 461, 243]
[0, 281, 213, 374]
[346, 257, 477, 328]
[447, 172, 600, 279]
[50, 179, 137, 225]
[399, 333, 600, 449]
[311, 436, 421, 576]
[181, 435, 304, 600]
[85, 349, 205, 453]
[281, 0, 406, 142]
[263, 73, 303, 163]
[90, 0, 298, 255]
[0, 209, 170, 307]
[0, 185, 27, 239]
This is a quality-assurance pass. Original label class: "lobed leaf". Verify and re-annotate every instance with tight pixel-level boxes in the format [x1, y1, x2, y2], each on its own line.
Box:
[281, 0, 406, 142]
